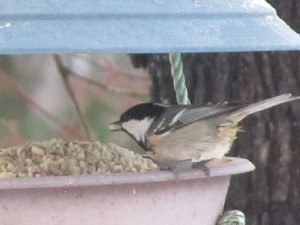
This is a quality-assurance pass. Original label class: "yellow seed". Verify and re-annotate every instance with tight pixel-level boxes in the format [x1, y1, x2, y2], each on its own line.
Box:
[31, 146, 45, 156]
[0, 139, 157, 177]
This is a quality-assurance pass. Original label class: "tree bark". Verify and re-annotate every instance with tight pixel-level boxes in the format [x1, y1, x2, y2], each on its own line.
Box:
[130, 1, 300, 224]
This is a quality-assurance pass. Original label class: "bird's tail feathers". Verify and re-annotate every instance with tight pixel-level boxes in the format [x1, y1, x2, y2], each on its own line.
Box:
[228, 93, 300, 122]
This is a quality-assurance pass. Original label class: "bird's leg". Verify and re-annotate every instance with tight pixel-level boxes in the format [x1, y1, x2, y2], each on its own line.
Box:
[169, 166, 181, 181]
[157, 159, 193, 181]
[187, 146, 211, 176]
[192, 160, 211, 176]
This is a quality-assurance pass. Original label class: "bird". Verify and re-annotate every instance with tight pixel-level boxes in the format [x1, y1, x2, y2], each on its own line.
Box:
[109, 93, 300, 174]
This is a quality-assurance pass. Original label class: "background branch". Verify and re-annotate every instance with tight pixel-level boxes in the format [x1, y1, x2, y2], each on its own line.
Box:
[53, 55, 93, 141]
[71, 54, 148, 81]
[0, 68, 80, 139]
[60, 55, 148, 97]
[71, 73, 148, 97]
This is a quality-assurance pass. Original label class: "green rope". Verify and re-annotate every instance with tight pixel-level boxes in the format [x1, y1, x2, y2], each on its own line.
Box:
[169, 53, 191, 105]
[217, 210, 245, 225]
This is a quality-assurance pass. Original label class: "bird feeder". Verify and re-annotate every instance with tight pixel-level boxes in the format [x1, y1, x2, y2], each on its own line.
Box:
[0, 1, 299, 225]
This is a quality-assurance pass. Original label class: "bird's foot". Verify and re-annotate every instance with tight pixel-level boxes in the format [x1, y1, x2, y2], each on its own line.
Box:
[157, 159, 193, 181]
[192, 160, 211, 176]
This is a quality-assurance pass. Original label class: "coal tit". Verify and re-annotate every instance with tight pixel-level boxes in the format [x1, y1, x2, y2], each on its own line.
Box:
[109, 94, 300, 171]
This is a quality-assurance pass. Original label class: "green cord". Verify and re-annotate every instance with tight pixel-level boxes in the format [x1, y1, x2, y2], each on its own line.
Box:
[217, 210, 245, 225]
[169, 53, 191, 105]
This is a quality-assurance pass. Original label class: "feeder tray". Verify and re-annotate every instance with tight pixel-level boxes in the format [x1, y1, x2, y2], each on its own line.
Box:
[0, 157, 254, 225]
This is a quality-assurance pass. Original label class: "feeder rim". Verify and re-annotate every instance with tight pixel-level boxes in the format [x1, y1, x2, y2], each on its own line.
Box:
[0, 157, 255, 190]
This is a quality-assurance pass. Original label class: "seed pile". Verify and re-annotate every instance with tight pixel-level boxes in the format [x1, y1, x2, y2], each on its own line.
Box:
[0, 139, 157, 178]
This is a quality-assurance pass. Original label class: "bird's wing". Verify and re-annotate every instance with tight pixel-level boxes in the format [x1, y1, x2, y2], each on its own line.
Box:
[149, 104, 243, 135]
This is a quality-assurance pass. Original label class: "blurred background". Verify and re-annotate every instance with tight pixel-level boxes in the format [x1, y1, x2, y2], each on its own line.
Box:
[0, 54, 149, 153]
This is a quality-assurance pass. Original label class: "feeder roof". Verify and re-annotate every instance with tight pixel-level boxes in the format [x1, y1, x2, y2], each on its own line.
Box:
[0, 0, 299, 54]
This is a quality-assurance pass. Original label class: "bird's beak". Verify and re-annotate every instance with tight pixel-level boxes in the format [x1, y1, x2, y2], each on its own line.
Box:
[109, 121, 122, 131]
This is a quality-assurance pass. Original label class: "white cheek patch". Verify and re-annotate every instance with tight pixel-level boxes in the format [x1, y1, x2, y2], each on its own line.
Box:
[122, 117, 154, 143]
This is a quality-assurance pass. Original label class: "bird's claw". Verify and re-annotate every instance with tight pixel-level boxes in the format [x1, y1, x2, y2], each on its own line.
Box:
[157, 159, 193, 182]
[169, 166, 181, 181]
[192, 160, 211, 176]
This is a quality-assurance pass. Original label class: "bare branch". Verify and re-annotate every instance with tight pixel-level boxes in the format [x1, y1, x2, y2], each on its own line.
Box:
[70, 72, 148, 97]
[0, 68, 80, 139]
[53, 55, 93, 141]
[64, 55, 148, 97]
[71, 54, 148, 81]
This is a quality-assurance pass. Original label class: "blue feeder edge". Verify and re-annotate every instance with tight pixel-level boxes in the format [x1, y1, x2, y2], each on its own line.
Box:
[0, 0, 299, 54]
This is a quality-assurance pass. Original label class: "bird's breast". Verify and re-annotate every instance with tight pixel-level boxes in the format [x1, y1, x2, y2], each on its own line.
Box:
[146, 119, 240, 162]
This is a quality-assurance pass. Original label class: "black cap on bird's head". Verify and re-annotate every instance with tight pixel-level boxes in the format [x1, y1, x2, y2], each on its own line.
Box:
[121, 103, 166, 121]
[108, 103, 166, 148]
[109, 103, 165, 131]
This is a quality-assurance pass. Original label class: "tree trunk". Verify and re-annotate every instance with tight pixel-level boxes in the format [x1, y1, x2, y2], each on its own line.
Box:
[130, 1, 300, 224]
